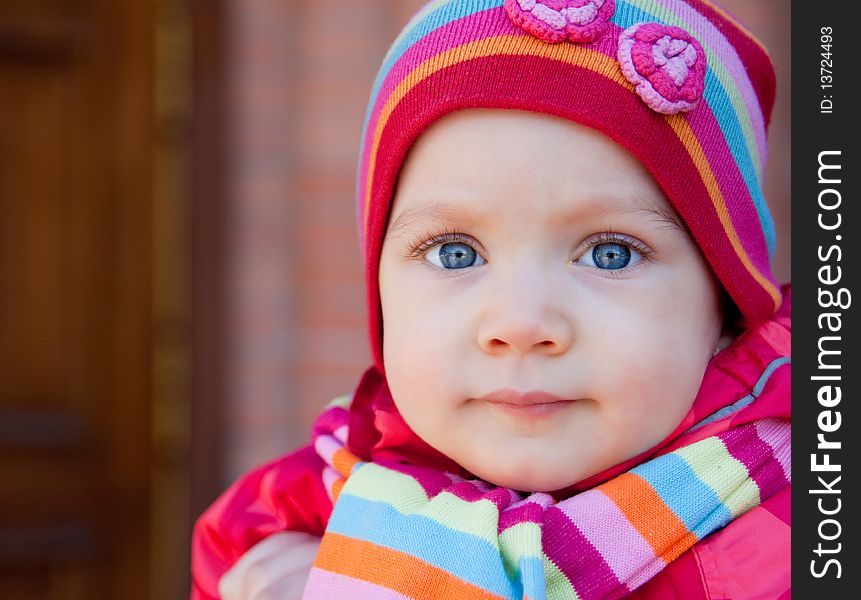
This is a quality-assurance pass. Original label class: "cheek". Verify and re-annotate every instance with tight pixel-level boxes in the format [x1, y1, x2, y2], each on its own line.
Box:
[382, 285, 465, 366]
[380, 273, 468, 415]
[382, 319, 442, 436]
[591, 290, 717, 421]
[594, 333, 703, 453]
[380, 260, 477, 363]
[627, 259, 723, 357]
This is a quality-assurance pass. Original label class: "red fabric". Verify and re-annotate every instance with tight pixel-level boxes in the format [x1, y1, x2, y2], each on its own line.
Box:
[694, 487, 791, 600]
[626, 549, 708, 600]
[190, 446, 332, 599]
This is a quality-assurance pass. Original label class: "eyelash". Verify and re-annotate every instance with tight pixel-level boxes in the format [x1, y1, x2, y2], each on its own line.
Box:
[405, 225, 472, 259]
[587, 230, 655, 260]
[405, 226, 655, 273]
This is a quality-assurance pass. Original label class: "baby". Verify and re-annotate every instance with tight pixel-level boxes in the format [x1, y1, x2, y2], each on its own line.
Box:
[192, 1, 791, 599]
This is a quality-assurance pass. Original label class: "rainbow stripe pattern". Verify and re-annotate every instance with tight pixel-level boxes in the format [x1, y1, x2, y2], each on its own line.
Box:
[356, 0, 781, 370]
[303, 399, 790, 599]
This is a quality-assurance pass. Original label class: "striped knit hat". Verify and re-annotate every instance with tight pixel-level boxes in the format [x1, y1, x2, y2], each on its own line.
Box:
[357, 0, 781, 371]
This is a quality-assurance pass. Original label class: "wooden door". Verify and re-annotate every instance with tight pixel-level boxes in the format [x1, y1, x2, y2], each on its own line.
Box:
[0, 1, 154, 598]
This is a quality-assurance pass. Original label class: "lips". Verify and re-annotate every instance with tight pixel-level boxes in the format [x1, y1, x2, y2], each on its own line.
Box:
[479, 389, 578, 418]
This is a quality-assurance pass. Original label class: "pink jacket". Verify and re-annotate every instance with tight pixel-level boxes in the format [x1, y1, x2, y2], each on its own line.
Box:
[191, 286, 790, 599]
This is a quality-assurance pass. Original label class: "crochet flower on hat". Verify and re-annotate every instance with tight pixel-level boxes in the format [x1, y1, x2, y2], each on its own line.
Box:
[618, 22, 707, 114]
[504, 0, 615, 43]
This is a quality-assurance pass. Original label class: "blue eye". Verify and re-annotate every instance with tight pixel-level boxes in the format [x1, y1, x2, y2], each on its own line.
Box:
[426, 241, 485, 270]
[592, 242, 631, 270]
[577, 239, 644, 271]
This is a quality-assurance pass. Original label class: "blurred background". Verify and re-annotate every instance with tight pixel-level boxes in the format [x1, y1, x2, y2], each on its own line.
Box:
[0, 1, 789, 598]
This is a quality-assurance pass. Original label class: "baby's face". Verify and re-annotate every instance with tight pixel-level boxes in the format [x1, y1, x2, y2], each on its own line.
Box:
[378, 109, 723, 491]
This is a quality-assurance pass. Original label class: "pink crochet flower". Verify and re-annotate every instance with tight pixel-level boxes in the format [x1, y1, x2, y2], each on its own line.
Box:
[504, 0, 615, 44]
[617, 22, 707, 114]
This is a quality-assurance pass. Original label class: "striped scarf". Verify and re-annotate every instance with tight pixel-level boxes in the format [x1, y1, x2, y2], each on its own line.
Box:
[302, 397, 790, 599]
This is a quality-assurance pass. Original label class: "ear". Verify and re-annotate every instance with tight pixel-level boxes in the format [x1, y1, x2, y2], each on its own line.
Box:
[713, 331, 735, 356]
[714, 289, 742, 356]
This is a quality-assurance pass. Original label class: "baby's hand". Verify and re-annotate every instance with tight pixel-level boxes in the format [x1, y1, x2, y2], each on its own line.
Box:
[218, 531, 321, 600]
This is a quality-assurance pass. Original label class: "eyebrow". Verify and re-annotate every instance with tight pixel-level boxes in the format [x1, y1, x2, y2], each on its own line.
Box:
[627, 204, 690, 237]
[386, 195, 690, 238]
[386, 200, 484, 238]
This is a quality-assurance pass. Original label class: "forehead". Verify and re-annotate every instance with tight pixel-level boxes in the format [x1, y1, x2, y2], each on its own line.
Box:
[387, 195, 686, 239]
[388, 109, 687, 236]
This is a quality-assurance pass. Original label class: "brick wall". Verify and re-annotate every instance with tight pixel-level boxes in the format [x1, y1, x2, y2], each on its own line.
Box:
[219, 0, 791, 483]
[221, 0, 426, 481]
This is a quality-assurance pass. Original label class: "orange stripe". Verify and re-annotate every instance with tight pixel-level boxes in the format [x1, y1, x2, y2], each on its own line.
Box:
[314, 532, 507, 600]
[599, 473, 695, 562]
[666, 115, 782, 310]
[331, 478, 345, 503]
[332, 447, 362, 478]
[661, 530, 701, 564]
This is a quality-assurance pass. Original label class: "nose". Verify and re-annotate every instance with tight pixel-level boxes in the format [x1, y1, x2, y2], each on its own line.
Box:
[476, 270, 574, 357]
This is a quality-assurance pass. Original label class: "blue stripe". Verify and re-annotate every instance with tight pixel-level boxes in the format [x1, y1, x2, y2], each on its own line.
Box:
[690, 498, 735, 539]
[688, 393, 756, 433]
[518, 555, 547, 599]
[611, 1, 656, 29]
[631, 453, 732, 531]
[753, 356, 791, 396]
[328, 492, 519, 597]
[687, 356, 790, 433]
[702, 70, 775, 256]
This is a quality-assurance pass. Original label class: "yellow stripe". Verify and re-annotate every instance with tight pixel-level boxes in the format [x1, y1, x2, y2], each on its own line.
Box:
[497, 522, 543, 579]
[325, 393, 352, 410]
[673, 437, 761, 518]
[666, 115, 781, 309]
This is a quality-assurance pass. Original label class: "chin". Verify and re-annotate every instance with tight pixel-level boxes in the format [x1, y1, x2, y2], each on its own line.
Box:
[471, 461, 589, 493]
